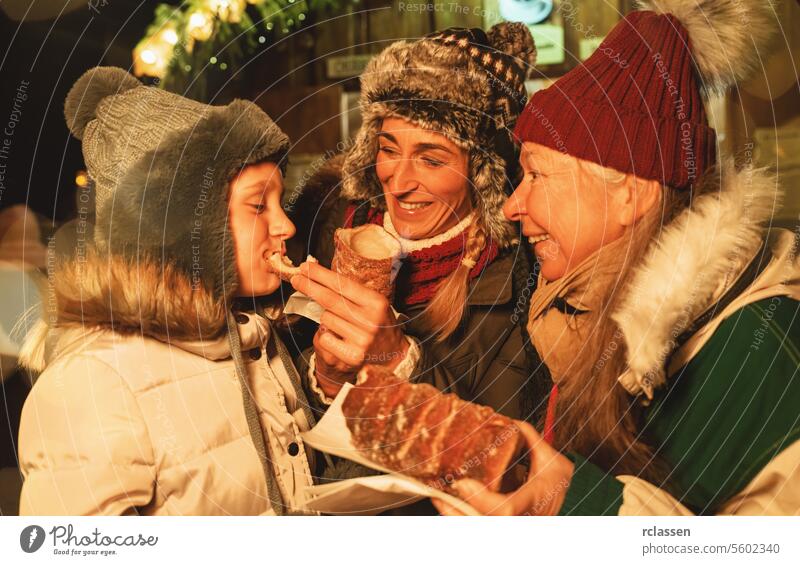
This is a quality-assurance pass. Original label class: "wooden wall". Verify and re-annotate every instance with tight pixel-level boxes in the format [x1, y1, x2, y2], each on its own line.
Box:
[253, 0, 798, 226]
[253, 0, 631, 153]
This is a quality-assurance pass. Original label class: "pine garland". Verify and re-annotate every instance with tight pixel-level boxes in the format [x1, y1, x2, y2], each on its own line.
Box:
[133, 0, 357, 101]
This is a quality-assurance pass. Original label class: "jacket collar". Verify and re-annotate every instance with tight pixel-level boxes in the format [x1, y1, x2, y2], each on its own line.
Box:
[20, 254, 277, 370]
[612, 160, 784, 399]
[174, 311, 270, 361]
[467, 251, 515, 306]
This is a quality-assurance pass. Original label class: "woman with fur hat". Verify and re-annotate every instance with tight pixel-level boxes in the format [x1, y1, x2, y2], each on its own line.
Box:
[292, 23, 548, 422]
[17, 67, 320, 515]
[435, 0, 800, 515]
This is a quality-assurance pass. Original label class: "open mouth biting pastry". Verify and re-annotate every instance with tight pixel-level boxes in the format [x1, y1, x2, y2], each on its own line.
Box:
[265, 252, 317, 282]
[342, 365, 525, 495]
[331, 225, 402, 299]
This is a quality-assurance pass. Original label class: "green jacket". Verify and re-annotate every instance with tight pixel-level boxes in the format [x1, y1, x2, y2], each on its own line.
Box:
[562, 293, 800, 515]
[556, 164, 800, 516]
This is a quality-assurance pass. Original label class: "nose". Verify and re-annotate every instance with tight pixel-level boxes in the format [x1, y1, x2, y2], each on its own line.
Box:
[503, 180, 528, 222]
[270, 207, 296, 241]
[387, 157, 420, 196]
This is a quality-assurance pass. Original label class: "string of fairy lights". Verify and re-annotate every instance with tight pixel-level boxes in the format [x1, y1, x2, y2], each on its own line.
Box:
[132, 0, 356, 93]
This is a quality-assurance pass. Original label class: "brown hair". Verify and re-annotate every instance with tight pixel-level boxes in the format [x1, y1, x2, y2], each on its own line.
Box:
[420, 220, 487, 341]
[551, 161, 706, 484]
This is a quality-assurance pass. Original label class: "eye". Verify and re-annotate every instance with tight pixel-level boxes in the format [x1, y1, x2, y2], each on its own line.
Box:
[378, 145, 397, 155]
[528, 170, 541, 183]
[422, 157, 444, 168]
[250, 203, 266, 214]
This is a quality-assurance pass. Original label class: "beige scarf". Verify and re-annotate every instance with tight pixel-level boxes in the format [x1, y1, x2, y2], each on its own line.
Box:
[528, 235, 632, 384]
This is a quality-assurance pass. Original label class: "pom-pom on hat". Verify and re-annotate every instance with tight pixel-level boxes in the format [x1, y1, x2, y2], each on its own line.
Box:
[513, 0, 778, 189]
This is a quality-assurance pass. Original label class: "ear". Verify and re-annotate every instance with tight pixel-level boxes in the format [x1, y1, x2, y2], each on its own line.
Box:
[617, 175, 662, 227]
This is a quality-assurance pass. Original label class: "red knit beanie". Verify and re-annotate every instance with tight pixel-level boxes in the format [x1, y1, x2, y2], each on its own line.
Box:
[514, 0, 778, 189]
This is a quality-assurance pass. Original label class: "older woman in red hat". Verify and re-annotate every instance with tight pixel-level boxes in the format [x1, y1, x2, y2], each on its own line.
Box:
[436, 0, 800, 516]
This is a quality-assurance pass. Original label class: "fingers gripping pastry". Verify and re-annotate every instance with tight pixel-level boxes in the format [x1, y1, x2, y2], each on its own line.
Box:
[342, 366, 524, 494]
[266, 252, 317, 282]
[331, 225, 402, 299]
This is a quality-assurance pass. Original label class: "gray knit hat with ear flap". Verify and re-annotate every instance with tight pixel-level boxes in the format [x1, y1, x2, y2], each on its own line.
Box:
[341, 23, 536, 249]
[64, 66, 290, 300]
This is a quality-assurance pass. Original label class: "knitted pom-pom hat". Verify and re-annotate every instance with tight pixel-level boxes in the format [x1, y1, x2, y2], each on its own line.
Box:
[513, 0, 777, 189]
[342, 22, 537, 249]
[64, 66, 290, 300]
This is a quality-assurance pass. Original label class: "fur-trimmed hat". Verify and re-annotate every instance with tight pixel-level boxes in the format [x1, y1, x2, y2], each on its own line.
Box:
[64, 67, 290, 300]
[341, 23, 537, 249]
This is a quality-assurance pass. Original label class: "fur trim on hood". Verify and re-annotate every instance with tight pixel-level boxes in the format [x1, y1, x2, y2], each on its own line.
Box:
[19, 251, 226, 372]
[613, 159, 781, 398]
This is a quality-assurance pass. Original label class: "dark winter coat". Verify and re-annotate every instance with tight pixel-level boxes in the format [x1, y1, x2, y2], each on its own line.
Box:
[289, 157, 549, 424]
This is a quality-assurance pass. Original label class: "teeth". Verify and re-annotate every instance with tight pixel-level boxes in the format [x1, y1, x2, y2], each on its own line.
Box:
[397, 201, 431, 211]
[528, 234, 550, 244]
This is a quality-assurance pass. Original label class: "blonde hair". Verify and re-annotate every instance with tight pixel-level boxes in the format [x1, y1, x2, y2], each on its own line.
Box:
[420, 220, 487, 341]
[579, 158, 627, 185]
[550, 161, 700, 482]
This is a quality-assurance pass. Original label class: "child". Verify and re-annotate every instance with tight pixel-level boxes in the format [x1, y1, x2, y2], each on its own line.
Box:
[17, 67, 318, 515]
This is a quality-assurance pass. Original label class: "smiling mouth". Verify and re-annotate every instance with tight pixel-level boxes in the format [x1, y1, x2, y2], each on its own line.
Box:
[528, 234, 551, 244]
[396, 200, 432, 211]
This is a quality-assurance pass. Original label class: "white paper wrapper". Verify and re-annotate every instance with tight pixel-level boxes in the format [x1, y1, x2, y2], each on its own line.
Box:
[284, 292, 403, 325]
[284, 291, 326, 323]
[301, 383, 480, 516]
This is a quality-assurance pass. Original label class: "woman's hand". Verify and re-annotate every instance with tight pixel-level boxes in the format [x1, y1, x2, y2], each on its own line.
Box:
[432, 421, 574, 516]
[311, 328, 363, 398]
[291, 262, 409, 392]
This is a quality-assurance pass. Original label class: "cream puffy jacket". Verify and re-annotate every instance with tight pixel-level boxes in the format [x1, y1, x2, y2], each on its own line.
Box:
[17, 255, 318, 515]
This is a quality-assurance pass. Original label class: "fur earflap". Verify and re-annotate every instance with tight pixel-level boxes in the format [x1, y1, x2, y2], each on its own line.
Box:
[637, 0, 779, 96]
[613, 160, 780, 398]
[64, 67, 141, 139]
